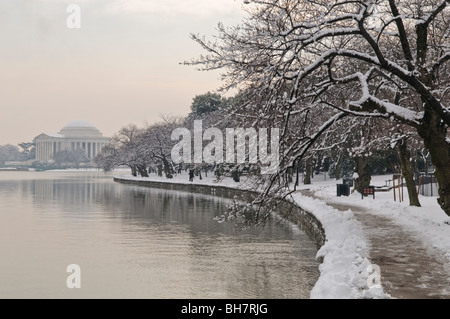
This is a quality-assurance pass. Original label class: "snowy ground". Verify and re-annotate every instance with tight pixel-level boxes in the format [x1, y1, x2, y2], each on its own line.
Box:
[114, 171, 450, 299]
[292, 174, 450, 299]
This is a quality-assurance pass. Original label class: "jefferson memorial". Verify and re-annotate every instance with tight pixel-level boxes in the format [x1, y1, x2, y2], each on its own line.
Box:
[34, 121, 110, 162]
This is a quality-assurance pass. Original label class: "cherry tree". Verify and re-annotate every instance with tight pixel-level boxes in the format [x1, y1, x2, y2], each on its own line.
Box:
[96, 118, 185, 179]
[95, 124, 150, 177]
[143, 116, 186, 179]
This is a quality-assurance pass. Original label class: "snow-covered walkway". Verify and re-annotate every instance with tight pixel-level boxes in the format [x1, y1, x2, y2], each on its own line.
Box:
[300, 189, 450, 299]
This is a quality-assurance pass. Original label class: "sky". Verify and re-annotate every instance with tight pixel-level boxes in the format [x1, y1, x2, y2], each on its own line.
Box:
[0, 0, 245, 146]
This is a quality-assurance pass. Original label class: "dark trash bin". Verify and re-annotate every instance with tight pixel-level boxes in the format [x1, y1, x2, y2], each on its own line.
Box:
[337, 184, 350, 197]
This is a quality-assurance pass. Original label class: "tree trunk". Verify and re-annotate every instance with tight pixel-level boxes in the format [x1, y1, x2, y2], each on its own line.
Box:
[295, 160, 300, 187]
[354, 156, 371, 194]
[417, 107, 450, 216]
[137, 165, 149, 177]
[304, 158, 312, 185]
[286, 167, 293, 184]
[334, 152, 343, 180]
[157, 164, 163, 177]
[130, 165, 137, 177]
[161, 155, 173, 179]
[397, 139, 421, 207]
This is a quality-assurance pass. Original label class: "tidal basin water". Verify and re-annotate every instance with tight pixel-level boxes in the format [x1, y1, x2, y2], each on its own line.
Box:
[0, 171, 320, 298]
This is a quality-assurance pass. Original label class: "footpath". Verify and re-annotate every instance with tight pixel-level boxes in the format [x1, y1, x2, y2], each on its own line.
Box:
[300, 189, 450, 299]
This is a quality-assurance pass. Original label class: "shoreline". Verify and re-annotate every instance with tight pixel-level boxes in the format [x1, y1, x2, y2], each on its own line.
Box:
[113, 175, 326, 249]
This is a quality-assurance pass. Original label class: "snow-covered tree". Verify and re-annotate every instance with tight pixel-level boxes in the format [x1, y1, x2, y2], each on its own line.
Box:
[187, 0, 450, 216]
[0, 144, 21, 166]
[18, 142, 35, 161]
[96, 124, 150, 177]
[96, 117, 187, 179]
[143, 116, 186, 179]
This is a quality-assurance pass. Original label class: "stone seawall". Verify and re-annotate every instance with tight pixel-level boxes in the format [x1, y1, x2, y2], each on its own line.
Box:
[113, 177, 326, 248]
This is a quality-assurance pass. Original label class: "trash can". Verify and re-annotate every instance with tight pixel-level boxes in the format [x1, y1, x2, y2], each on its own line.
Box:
[342, 184, 350, 196]
[337, 184, 350, 197]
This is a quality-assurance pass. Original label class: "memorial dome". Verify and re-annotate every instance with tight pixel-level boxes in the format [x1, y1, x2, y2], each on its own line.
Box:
[59, 120, 103, 138]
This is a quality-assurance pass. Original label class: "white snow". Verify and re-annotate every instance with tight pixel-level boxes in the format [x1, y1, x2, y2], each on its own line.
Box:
[113, 172, 450, 299]
[288, 190, 386, 299]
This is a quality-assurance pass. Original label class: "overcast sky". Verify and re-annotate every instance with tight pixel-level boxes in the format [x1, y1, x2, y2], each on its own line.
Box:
[0, 0, 245, 146]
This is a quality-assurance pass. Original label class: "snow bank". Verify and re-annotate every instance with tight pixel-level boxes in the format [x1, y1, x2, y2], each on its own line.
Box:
[290, 192, 388, 299]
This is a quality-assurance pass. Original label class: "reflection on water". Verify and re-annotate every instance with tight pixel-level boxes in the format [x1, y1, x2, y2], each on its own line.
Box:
[0, 171, 319, 299]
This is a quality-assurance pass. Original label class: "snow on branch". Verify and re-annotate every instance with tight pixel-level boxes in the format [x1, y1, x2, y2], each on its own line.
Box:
[347, 70, 423, 125]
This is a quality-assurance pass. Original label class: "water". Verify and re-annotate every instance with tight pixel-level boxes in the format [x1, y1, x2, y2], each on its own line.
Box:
[0, 171, 320, 299]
